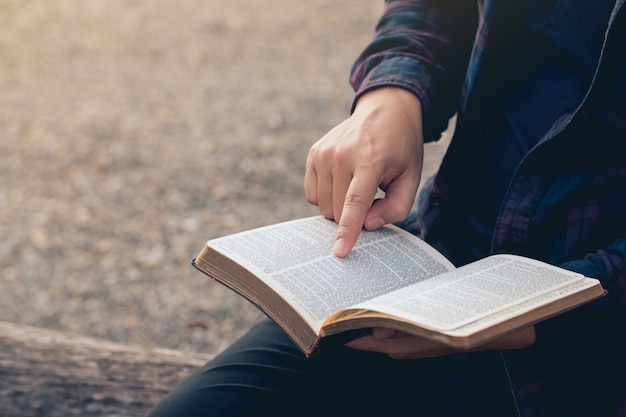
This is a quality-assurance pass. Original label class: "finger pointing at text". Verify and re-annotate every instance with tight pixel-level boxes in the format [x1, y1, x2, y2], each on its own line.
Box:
[304, 88, 425, 257]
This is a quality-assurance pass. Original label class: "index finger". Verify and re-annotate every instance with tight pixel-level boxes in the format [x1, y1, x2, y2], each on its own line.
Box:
[333, 172, 379, 257]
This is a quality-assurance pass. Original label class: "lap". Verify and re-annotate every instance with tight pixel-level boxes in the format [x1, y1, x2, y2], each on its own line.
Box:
[145, 319, 517, 417]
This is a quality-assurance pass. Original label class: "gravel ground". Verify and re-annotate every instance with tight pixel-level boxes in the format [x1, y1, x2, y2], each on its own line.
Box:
[0, 0, 450, 355]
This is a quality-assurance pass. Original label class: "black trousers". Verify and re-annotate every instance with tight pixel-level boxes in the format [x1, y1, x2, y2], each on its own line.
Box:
[145, 319, 518, 417]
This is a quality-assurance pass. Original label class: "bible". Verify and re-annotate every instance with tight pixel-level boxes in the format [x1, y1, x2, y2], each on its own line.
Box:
[192, 216, 606, 357]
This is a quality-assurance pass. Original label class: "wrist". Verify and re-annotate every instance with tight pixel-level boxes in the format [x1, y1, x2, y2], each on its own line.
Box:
[355, 87, 422, 115]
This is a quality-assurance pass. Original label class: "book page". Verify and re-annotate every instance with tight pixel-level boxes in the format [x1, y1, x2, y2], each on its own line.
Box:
[353, 254, 585, 331]
[207, 216, 454, 330]
[442, 278, 601, 336]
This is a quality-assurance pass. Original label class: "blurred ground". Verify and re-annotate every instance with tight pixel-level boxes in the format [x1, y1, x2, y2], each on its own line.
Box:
[0, 0, 450, 354]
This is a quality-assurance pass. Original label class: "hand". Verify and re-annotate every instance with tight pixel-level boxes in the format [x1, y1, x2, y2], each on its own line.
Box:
[304, 87, 424, 257]
[346, 326, 537, 359]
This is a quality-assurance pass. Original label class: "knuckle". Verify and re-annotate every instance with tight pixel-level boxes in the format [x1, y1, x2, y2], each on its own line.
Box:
[343, 191, 371, 208]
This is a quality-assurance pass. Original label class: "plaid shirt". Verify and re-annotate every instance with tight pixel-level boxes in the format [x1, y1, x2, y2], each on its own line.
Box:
[351, 1, 626, 415]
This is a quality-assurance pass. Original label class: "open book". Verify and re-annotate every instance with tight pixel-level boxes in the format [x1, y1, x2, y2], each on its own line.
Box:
[192, 216, 606, 357]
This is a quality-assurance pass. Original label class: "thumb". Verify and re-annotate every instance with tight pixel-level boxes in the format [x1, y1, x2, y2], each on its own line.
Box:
[371, 327, 397, 339]
[364, 174, 419, 231]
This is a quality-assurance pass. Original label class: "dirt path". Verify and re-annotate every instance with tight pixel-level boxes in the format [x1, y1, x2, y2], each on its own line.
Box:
[0, 0, 449, 354]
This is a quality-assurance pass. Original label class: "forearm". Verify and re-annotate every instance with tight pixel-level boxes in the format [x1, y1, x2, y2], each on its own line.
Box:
[558, 237, 626, 315]
[528, 237, 626, 352]
[560, 237, 626, 282]
[350, 0, 477, 141]
[478, 237, 626, 353]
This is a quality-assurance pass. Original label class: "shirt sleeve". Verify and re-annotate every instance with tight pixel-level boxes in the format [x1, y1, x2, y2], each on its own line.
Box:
[558, 237, 626, 319]
[349, 0, 478, 141]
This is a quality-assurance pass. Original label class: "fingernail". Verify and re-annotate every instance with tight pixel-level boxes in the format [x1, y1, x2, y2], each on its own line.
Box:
[333, 238, 346, 257]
